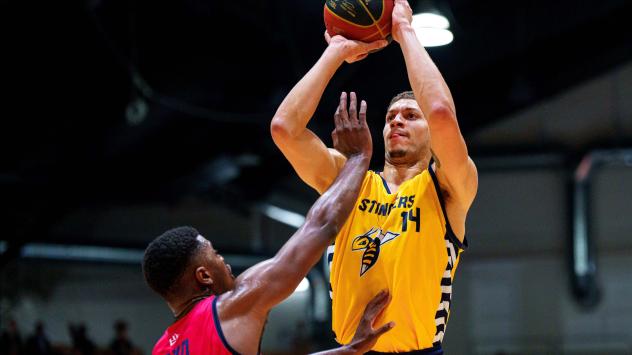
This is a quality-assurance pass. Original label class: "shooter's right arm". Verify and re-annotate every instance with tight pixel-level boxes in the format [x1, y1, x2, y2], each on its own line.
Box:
[270, 36, 387, 193]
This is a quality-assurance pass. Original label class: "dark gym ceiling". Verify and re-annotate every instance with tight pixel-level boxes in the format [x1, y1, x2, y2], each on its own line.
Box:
[2, 0, 632, 251]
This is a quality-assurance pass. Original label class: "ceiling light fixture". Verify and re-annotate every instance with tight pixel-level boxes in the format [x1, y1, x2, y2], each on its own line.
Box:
[411, 2, 454, 47]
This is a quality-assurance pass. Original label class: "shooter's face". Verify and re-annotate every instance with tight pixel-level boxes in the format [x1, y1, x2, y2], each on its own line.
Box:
[383, 99, 430, 163]
[196, 236, 236, 294]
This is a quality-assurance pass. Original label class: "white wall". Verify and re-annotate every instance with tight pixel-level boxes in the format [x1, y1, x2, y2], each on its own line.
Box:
[442, 165, 632, 354]
[444, 253, 632, 355]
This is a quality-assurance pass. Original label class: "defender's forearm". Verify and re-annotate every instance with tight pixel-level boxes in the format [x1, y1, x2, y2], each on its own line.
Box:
[268, 153, 369, 300]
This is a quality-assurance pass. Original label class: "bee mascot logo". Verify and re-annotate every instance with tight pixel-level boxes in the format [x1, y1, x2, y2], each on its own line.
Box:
[351, 227, 400, 276]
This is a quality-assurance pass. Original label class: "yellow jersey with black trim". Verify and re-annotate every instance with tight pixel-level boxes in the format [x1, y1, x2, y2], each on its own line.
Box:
[328, 168, 467, 352]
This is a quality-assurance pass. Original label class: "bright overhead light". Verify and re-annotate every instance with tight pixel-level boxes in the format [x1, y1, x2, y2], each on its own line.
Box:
[413, 27, 454, 47]
[262, 204, 305, 228]
[412, 12, 453, 47]
[412, 13, 450, 29]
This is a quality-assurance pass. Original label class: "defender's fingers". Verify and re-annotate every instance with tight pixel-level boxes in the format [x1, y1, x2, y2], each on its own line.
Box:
[374, 322, 395, 337]
[371, 291, 392, 321]
[334, 105, 342, 127]
[364, 290, 389, 319]
[349, 92, 358, 121]
[367, 290, 388, 308]
[339, 92, 349, 122]
[359, 100, 368, 125]
[340, 93, 351, 127]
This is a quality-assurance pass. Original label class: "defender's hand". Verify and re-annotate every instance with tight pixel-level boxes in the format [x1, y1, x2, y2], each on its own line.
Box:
[346, 290, 395, 354]
[332, 92, 372, 159]
[325, 31, 388, 64]
[391, 0, 414, 43]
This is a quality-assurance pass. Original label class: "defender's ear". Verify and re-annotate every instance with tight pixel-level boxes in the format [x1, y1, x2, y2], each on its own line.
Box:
[195, 266, 213, 291]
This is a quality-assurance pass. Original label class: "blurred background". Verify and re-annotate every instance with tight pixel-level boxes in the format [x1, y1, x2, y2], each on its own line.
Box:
[2, 0, 632, 354]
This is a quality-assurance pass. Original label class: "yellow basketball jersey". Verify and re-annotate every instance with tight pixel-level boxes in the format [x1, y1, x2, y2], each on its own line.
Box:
[329, 168, 467, 352]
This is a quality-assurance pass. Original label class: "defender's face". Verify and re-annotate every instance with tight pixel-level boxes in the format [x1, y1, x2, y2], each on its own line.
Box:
[383, 99, 430, 162]
[197, 236, 236, 294]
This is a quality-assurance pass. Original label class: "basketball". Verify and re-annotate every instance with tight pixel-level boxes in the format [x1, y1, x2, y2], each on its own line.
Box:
[324, 0, 394, 43]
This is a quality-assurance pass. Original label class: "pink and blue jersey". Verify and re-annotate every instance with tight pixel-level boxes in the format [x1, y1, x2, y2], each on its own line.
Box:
[152, 296, 238, 355]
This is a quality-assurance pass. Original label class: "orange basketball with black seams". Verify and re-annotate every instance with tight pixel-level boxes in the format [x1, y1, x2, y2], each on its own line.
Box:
[324, 0, 394, 42]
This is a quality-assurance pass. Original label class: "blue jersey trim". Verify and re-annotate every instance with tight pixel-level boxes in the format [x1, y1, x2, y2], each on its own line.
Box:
[375, 171, 392, 194]
[212, 296, 241, 355]
[428, 165, 468, 250]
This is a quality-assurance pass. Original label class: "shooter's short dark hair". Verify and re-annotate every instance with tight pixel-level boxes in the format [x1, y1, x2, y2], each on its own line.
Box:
[388, 90, 416, 109]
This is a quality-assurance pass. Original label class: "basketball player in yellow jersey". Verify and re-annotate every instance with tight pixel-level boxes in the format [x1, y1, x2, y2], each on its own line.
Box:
[270, 0, 477, 353]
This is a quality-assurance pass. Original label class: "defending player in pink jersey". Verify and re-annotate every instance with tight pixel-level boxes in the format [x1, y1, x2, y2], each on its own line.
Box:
[143, 93, 394, 355]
